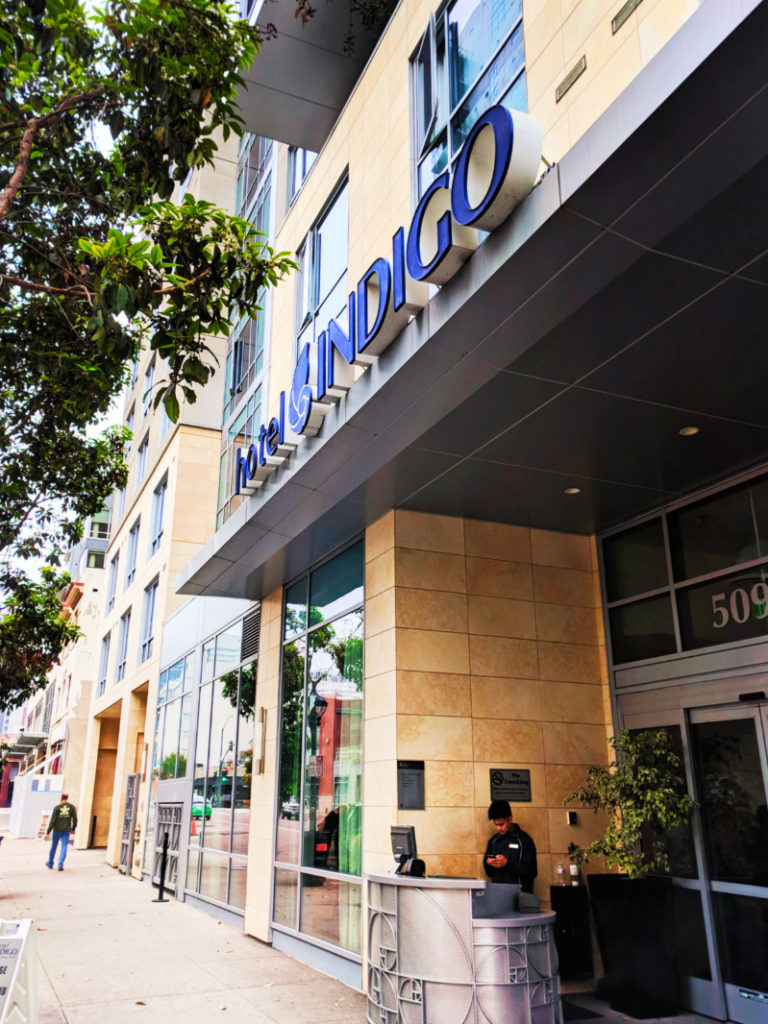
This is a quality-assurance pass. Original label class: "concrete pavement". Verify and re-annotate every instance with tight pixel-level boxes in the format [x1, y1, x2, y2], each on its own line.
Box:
[0, 837, 366, 1024]
[0, 836, 716, 1024]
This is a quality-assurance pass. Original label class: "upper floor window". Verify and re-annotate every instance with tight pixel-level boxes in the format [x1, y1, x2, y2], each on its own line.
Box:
[106, 553, 119, 612]
[116, 609, 131, 682]
[141, 360, 155, 419]
[125, 403, 135, 447]
[97, 633, 111, 696]
[288, 146, 317, 203]
[130, 353, 140, 389]
[114, 487, 126, 522]
[89, 507, 110, 540]
[413, 0, 526, 196]
[296, 181, 349, 360]
[125, 518, 140, 589]
[139, 578, 159, 663]
[236, 134, 273, 220]
[149, 476, 167, 557]
[135, 434, 149, 487]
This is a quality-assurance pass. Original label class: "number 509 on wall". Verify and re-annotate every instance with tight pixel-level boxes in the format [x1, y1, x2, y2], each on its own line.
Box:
[711, 583, 768, 629]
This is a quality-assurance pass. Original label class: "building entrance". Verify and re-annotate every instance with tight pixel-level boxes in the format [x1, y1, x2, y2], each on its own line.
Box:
[623, 699, 768, 1024]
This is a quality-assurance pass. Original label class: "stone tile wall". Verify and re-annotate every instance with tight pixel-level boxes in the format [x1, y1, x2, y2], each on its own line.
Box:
[364, 510, 612, 901]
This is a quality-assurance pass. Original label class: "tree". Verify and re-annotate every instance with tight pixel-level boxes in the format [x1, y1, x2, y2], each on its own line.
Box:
[0, 0, 298, 709]
[565, 729, 697, 878]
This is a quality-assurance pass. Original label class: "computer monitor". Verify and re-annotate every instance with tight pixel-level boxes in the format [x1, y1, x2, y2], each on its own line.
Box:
[390, 825, 418, 874]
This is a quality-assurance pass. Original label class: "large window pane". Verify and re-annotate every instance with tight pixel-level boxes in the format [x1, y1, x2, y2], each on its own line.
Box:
[178, 694, 191, 778]
[303, 610, 363, 875]
[308, 541, 364, 626]
[284, 579, 308, 640]
[206, 679, 238, 852]
[691, 717, 768, 885]
[215, 621, 242, 677]
[274, 868, 298, 929]
[199, 850, 229, 904]
[233, 663, 256, 856]
[166, 659, 185, 701]
[191, 681, 213, 844]
[609, 594, 676, 664]
[277, 637, 305, 864]
[160, 699, 181, 779]
[300, 876, 361, 954]
[316, 185, 348, 304]
[229, 858, 247, 910]
[450, 26, 525, 154]
[669, 483, 758, 580]
[677, 569, 768, 651]
[713, 892, 768, 992]
[186, 847, 200, 892]
[603, 519, 668, 602]
[448, 0, 521, 106]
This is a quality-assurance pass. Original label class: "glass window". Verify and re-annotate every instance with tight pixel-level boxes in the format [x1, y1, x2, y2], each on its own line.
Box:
[198, 850, 229, 904]
[609, 594, 676, 665]
[284, 579, 308, 641]
[205, 677, 239, 853]
[114, 487, 126, 521]
[106, 553, 119, 612]
[275, 543, 365, 953]
[669, 482, 760, 580]
[300, 876, 361, 954]
[273, 868, 298, 929]
[97, 633, 110, 696]
[135, 435, 149, 486]
[412, 0, 525, 197]
[303, 610, 363, 875]
[166, 658, 185, 701]
[160, 699, 181, 779]
[125, 519, 140, 588]
[125, 404, 135, 447]
[234, 662, 256, 857]
[603, 519, 668, 602]
[191, 681, 213, 846]
[288, 146, 317, 203]
[141, 360, 155, 419]
[277, 636, 305, 866]
[201, 639, 216, 683]
[676, 569, 768, 651]
[139, 578, 158, 662]
[229, 857, 248, 910]
[308, 541, 364, 626]
[149, 476, 167, 556]
[116, 608, 131, 682]
[295, 183, 348, 359]
[214, 621, 242, 677]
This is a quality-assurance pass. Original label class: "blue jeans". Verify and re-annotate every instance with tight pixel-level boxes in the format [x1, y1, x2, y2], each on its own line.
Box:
[47, 830, 71, 868]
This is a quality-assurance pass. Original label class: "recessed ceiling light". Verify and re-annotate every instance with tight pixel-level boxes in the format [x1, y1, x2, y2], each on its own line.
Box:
[564, 487, 581, 495]
[679, 426, 700, 437]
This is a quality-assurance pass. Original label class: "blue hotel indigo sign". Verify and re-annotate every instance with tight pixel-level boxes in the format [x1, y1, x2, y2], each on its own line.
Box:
[235, 104, 542, 496]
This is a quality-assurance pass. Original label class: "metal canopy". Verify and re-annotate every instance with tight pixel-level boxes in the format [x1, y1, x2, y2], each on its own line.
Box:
[4, 731, 48, 759]
[178, 0, 768, 602]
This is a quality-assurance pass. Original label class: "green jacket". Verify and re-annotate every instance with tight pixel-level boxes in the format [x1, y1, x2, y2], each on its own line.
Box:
[47, 801, 78, 833]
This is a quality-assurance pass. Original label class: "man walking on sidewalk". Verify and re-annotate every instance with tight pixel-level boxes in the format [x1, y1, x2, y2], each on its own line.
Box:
[46, 793, 78, 871]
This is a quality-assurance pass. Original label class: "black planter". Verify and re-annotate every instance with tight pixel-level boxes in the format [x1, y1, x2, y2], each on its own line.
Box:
[587, 874, 678, 1018]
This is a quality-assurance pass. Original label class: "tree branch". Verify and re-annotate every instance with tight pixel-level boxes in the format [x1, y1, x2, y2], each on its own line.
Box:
[0, 274, 93, 299]
[0, 87, 108, 222]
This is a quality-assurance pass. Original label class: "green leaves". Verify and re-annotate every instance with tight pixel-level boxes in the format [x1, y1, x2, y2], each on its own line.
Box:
[565, 729, 697, 878]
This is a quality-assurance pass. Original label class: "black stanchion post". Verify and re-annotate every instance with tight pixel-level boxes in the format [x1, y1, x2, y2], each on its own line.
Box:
[153, 831, 169, 903]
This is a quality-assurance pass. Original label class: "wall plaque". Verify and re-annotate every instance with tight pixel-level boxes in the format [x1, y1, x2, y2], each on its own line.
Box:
[397, 760, 425, 810]
[490, 768, 531, 803]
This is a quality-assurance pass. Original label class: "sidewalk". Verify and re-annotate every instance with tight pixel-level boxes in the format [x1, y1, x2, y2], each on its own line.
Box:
[0, 836, 715, 1024]
[0, 837, 366, 1024]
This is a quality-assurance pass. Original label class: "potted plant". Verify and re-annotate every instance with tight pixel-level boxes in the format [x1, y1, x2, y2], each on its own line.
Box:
[565, 728, 697, 1019]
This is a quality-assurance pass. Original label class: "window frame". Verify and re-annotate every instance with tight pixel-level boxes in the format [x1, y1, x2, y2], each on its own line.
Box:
[116, 609, 131, 683]
[139, 578, 159, 663]
[149, 475, 167, 557]
[411, 0, 526, 197]
[135, 434, 149, 487]
[125, 518, 140, 589]
[97, 632, 111, 696]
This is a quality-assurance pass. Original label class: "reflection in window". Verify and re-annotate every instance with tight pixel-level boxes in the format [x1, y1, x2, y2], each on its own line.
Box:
[412, 0, 526, 197]
[275, 543, 364, 956]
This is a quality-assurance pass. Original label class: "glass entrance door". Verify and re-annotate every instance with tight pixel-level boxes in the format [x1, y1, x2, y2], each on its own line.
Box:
[689, 706, 768, 1024]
